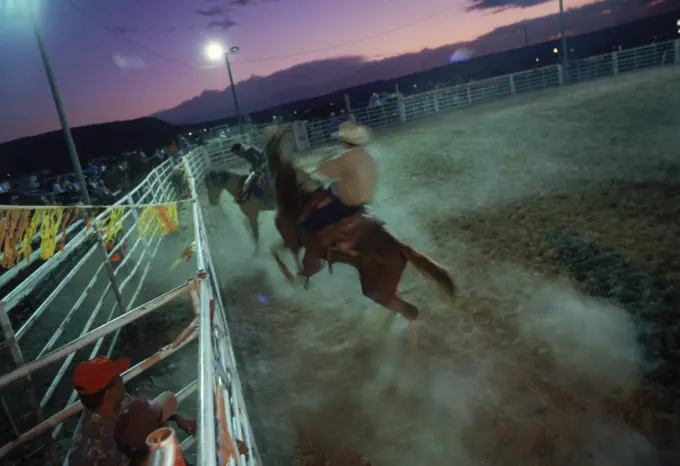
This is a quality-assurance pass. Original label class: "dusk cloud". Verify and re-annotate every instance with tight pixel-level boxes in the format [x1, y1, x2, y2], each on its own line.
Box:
[207, 18, 239, 29]
[467, 0, 551, 12]
[196, 6, 226, 16]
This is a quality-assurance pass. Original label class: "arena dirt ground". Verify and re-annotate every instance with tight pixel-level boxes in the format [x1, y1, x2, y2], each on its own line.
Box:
[202, 66, 680, 466]
[4, 65, 680, 466]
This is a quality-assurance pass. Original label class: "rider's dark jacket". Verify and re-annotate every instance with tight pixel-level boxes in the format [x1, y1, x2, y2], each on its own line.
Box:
[239, 146, 266, 170]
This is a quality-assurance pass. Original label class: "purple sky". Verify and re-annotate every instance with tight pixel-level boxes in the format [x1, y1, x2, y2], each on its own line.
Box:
[0, 0, 636, 143]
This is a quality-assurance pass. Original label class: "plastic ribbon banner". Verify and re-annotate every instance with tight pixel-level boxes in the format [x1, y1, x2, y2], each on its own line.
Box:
[0, 202, 180, 270]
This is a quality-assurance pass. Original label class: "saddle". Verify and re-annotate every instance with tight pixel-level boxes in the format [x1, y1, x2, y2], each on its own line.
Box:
[300, 189, 383, 253]
[237, 165, 267, 203]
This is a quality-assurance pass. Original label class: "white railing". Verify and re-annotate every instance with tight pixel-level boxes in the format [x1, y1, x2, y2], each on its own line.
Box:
[208, 39, 679, 151]
[0, 148, 260, 465]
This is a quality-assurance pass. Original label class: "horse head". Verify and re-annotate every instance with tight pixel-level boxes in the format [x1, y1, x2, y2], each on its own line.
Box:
[265, 125, 306, 212]
[205, 170, 230, 205]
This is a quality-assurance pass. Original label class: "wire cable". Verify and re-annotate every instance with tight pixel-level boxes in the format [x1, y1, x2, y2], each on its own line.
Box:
[65, 0, 459, 67]
[65, 0, 195, 69]
[237, 4, 460, 64]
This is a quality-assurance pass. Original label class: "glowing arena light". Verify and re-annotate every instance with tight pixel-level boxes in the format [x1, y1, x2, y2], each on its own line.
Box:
[204, 42, 225, 62]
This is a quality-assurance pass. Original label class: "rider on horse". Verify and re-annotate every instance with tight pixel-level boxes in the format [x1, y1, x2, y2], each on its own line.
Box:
[231, 142, 267, 203]
[301, 121, 376, 232]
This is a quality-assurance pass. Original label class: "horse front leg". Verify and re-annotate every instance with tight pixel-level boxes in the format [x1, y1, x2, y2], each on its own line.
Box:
[241, 201, 260, 256]
[270, 240, 295, 284]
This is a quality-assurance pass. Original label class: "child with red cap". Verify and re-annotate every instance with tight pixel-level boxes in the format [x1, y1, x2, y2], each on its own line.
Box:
[67, 357, 196, 466]
[67, 356, 131, 465]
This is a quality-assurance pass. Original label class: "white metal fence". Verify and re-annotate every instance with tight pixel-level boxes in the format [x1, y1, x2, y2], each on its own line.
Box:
[225, 39, 679, 152]
[0, 148, 260, 465]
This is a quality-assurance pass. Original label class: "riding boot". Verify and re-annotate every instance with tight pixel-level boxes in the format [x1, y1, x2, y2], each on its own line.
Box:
[236, 184, 250, 204]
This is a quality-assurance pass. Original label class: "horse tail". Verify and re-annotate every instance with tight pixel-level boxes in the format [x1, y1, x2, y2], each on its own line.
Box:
[400, 244, 456, 300]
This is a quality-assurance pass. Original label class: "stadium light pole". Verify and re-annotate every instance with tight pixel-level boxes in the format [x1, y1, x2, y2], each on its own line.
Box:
[28, 5, 127, 321]
[559, 0, 569, 67]
[205, 42, 244, 137]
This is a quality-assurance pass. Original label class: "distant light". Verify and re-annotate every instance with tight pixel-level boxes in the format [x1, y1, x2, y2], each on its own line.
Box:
[536, 57, 540, 62]
[203, 128, 207, 132]
[188, 132, 192, 136]
[449, 48, 474, 63]
[205, 42, 225, 62]
[553, 47, 559, 54]
[413, 84, 417, 88]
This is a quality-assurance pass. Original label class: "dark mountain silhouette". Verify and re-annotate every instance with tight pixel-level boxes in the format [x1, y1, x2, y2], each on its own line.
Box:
[0, 1, 677, 177]
[154, 0, 676, 126]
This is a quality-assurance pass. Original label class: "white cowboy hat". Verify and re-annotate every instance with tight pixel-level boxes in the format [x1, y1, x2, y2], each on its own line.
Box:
[332, 121, 371, 146]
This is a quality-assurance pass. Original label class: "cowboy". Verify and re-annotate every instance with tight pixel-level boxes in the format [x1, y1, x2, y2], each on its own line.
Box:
[67, 357, 196, 466]
[231, 142, 267, 203]
[301, 121, 376, 231]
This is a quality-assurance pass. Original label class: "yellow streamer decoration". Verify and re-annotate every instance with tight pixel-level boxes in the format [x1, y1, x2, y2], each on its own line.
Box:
[137, 204, 179, 237]
[0, 202, 181, 270]
[20, 209, 43, 263]
[170, 241, 195, 270]
[100, 207, 124, 244]
[39, 207, 64, 260]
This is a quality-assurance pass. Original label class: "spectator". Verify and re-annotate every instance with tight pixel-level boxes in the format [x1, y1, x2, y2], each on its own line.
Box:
[67, 357, 132, 466]
[88, 176, 100, 191]
[52, 177, 65, 194]
[115, 397, 197, 466]
[68, 357, 197, 466]
[86, 161, 99, 177]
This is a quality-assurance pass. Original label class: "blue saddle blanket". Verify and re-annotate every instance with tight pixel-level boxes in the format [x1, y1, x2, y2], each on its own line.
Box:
[299, 189, 364, 231]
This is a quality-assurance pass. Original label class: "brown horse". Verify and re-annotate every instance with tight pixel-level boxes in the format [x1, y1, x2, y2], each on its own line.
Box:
[206, 169, 276, 254]
[265, 125, 456, 346]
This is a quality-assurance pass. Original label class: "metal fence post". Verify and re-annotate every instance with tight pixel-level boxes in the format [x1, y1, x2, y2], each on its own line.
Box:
[675, 39, 680, 66]
[343, 93, 355, 122]
[612, 50, 619, 75]
[557, 65, 564, 86]
[0, 304, 60, 465]
[509, 74, 516, 95]
[395, 84, 406, 123]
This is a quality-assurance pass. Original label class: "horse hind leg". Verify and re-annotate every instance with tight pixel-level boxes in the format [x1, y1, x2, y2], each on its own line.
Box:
[364, 288, 420, 348]
[383, 296, 419, 348]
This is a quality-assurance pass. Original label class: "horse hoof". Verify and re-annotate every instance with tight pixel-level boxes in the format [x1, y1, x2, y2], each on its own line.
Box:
[407, 321, 418, 349]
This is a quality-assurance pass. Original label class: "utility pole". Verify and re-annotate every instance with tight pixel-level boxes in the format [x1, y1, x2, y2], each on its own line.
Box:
[224, 51, 244, 138]
[558, 0, 569, 67]
[31, 10, 127, 319]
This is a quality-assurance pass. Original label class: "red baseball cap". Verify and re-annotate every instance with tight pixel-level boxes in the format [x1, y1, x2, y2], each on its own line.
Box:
[73, 356, 130, 395]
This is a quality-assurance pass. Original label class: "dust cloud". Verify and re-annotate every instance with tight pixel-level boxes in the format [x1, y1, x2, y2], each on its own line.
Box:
[203, 68, 680, 464]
